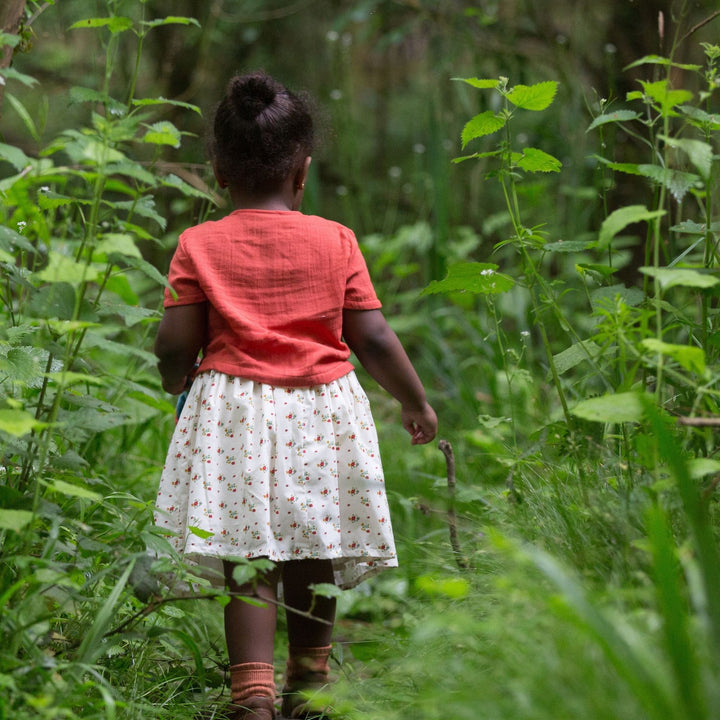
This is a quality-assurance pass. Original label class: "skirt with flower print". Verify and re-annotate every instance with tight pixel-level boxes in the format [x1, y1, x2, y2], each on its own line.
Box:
[155, 370, 397, 589]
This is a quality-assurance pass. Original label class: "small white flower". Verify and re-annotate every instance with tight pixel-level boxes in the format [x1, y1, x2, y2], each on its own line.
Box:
[388, 166, 402, 179]
[17, 221, 27, 233]
[480, 269, 495, 276]
[412, 143, 426, 154]
[40, 186, 50, 193]
[336, 185, 348, 197]
[330, 89, 343, 101]
[326, 30, 339, 42]
[521, 331, 530, 337]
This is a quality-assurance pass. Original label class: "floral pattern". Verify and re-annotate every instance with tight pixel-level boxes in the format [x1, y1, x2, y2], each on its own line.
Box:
[155, 370, 397, 589]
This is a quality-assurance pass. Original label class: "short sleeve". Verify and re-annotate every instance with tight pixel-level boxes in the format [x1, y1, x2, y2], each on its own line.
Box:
[163, 233, 207, 307]
[343, 229, 382, 310]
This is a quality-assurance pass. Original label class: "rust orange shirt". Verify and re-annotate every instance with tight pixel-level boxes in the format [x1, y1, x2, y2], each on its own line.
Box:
[163, 209, 381, 387]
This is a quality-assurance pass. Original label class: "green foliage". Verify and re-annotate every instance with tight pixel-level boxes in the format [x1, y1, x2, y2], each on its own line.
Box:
[3, 4, 720, 720]
[0, 8, 227, 718]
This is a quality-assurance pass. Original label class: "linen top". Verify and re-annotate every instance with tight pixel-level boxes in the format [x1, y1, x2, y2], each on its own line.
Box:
[163, 209, 381, 387]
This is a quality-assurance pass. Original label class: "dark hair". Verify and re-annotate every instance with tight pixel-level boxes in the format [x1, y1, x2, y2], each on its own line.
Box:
[212, 71, 314, 194]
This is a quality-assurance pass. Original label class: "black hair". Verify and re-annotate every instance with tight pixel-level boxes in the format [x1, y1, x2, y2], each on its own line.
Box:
[212, 71, 314, 195]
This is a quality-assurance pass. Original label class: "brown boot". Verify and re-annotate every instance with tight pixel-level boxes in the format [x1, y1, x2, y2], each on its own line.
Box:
[227, 662, 277, 720]
[280, 645, 332, 719]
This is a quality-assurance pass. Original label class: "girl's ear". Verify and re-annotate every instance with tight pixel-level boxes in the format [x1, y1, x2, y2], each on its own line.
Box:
[295, 156, 312, 190]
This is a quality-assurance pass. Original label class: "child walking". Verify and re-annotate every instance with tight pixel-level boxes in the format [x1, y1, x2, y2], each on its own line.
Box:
[154, 71, 437, 720]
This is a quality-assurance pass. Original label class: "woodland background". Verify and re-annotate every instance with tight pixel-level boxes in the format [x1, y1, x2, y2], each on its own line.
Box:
[2, 1, 720, 719]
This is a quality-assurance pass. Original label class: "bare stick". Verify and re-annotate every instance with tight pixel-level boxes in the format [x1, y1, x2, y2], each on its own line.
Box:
[676, 416, 720, 427]
[439, 439, 469, 570]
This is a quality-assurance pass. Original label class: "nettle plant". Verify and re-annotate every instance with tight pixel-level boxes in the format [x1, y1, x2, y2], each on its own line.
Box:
[0, 11, 207, 518]
[417, 44, 720, 720]
[429, 46, 720, 460]
[0, 8, 223, 717]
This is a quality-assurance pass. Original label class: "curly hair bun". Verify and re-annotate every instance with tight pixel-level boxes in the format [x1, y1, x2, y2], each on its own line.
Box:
[229, 72, 279, 122]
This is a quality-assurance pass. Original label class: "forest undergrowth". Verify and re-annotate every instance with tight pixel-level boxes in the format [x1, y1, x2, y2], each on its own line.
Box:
[1, 3, 720, 719]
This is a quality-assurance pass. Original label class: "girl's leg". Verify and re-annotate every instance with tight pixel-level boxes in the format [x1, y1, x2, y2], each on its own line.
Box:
[223, 560, 280, 719]
[224, 559, 280, 664]
[281, 559, 336, 647]
[281, 559, 336, 718]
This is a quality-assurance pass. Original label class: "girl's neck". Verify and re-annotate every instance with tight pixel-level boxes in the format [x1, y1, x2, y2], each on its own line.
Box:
[229, 193, 294, 212]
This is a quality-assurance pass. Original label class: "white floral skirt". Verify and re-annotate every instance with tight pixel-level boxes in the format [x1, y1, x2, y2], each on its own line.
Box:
[155, 370, 397, 589]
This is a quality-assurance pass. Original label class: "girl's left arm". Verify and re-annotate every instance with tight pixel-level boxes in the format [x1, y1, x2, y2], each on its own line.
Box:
[154, 303, 207, 394]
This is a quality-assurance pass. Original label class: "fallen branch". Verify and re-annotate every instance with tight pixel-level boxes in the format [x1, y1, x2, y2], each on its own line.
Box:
[676, 416, 720, 427]
[439, 439, 470, 571]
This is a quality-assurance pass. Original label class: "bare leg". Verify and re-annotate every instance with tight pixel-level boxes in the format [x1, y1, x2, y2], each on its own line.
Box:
[281, 559, 336, 647]
[224, 560, 280, 665]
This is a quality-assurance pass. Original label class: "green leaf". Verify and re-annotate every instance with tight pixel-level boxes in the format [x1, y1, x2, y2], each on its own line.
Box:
[679, 105, 720, 129]
[35, 252, 101, 285]
[660, 135, 713, 179]
[69, 16, 134, 33]
[114, 195, 166, 230]
[639, 266, 720, 290]
[587, 110, 641, 131]
[571, 392, 647, 423]
[553, 341, 601, 375]
[119, 255, 173, 289]
[598, 205, 666, 249]
[506, 81, 558, 111]
[639, 80, 693, 115]
[645, 504, 704, 718]
[0, 142, 30, 171]
[461, 111, 506, 148]
[0, 347, 39, 383]
[422, 262, 515, 296]
[142, 121, 182, 148]
[45, 371, 106, 387]
[132, 96, 201, 115]
[625, 54, 701, 72]
[188, 526, 214, 540]
[94, 233, 142, 260]
[5, 93, 41, 143]
[688, 458, 720, 479]
[416, 574, 470, 599]
[642, 339, 706, 375]
[0, 67, 38, 88]
[0, 509, 34, 532]
[576, 263, 618, 279]
[452, 77, 499, 90]
[141, 16, 201, 29]
[592, 156, 644, 176]
[0, 32, 21, 50]
[46, 479, 102, 502]
[162, 173, 214, 200]
[0, 409, 45, 437]
[308, 583, 344, 599]
[638, 164, 699, 203]
[544, 240, 596, 253]
[452, 149, 502, 164]
[515, 147, 561, 173]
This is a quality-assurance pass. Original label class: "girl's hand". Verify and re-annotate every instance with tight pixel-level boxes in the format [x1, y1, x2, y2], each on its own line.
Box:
[162, 376, 189, 395]
[401, 402, 438, 445]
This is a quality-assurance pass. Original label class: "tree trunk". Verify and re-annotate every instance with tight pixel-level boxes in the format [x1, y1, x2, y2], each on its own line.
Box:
[0, 0, 27, 117]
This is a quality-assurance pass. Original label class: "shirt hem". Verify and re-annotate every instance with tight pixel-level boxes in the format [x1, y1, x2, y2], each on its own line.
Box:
[196, 361, 357, 388]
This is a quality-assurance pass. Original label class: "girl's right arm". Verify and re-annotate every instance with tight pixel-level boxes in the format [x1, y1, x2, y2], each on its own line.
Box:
[342, 308, 437, 445]
[154, 303, 207, 394]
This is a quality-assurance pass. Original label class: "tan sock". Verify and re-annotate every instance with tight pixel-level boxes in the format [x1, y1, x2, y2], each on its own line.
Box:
[285, 645, 332, 685]
[229, 661, 276, 705]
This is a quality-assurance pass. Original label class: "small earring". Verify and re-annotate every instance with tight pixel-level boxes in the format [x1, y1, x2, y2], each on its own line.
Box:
[298, 183, 305, 191]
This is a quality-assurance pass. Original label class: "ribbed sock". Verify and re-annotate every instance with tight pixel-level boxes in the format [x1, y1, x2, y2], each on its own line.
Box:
[229, 661, 276, 705]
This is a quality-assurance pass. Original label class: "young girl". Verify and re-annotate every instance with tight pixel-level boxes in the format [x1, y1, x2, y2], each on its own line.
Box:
[154, 71, 437, 720]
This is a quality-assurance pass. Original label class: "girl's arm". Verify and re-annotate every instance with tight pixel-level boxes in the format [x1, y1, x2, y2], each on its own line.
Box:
[154, 303, 207, 394]
[342, 308, 437, 445]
